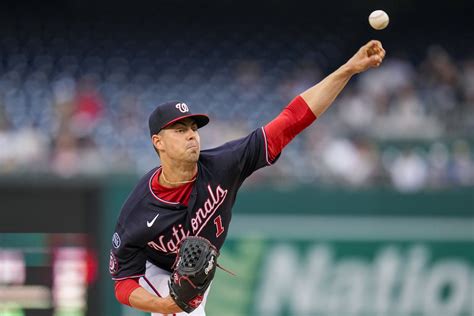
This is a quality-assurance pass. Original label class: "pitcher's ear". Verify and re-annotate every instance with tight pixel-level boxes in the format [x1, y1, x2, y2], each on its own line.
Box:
[152, 133, 163, 151]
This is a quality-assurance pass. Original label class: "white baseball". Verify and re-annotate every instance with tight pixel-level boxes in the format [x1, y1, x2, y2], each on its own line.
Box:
[369, 10, 389, 30]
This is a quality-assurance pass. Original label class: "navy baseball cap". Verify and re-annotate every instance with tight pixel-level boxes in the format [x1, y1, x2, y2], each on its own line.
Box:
[148, 101, 209, 136]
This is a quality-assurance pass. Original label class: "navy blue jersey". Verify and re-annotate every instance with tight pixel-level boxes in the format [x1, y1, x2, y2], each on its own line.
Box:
[109, 127, 276, 280]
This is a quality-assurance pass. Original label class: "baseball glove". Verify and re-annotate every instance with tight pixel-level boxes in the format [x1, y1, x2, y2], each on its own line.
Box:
[169, 236, 219, 313]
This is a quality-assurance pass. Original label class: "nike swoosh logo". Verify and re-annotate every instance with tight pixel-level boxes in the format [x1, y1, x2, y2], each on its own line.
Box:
[147, 214, 160, 227]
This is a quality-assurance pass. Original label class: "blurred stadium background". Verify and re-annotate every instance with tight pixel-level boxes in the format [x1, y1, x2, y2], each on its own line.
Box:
[0, 0, 472, 315]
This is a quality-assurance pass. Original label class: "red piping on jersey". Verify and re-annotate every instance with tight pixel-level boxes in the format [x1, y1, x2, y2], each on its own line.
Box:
[148, 167, 180, 205]
[112, 274, 145, 281]
[260, 126, 273, 166]
[150, 167, 196, 206]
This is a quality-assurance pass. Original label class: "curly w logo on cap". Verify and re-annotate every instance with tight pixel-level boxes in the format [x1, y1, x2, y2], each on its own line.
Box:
[175, 103, 189, 113]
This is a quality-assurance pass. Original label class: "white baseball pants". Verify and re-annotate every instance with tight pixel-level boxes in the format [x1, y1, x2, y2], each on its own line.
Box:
[139, 261, 211, 316]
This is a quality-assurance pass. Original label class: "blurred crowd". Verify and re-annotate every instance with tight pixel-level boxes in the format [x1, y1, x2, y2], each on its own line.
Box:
[0, 22, 472, 191]
[261, 45, 474, 191]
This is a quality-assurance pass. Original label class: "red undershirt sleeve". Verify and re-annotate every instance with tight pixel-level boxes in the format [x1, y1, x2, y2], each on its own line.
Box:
[115, 278, 141, 306]
[263, 95, 317, 161]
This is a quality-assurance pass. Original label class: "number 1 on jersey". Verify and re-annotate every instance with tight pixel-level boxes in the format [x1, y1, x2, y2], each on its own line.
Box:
[213, 215, 225, 237]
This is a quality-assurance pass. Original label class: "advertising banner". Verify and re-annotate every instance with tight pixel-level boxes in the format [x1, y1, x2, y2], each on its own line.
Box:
[208, 215, 474, 316]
